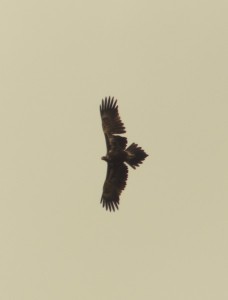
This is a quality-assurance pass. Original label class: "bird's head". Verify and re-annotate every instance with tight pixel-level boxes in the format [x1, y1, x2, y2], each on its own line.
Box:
[101, 156, 108, 162]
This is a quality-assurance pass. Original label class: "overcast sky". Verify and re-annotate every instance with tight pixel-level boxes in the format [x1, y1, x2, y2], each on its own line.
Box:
[1, 1, 228, 299]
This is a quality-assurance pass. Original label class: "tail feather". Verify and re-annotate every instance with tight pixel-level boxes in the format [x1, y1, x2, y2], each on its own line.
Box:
[125, 143, 148, 169]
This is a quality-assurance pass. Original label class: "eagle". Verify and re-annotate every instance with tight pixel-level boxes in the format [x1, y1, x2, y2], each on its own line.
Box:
[100, 97, 148, 211]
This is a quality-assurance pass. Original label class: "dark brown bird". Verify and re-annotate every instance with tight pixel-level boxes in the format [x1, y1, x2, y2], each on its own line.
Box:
[100, 97, 148, 211]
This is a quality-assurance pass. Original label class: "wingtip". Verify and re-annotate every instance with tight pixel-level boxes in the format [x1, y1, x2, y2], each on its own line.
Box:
[100, 96, 118, 111]
[101, 197, 119, 212]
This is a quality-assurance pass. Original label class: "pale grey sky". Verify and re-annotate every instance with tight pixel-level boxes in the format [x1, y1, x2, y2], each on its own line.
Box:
[0, 1, 228, 299]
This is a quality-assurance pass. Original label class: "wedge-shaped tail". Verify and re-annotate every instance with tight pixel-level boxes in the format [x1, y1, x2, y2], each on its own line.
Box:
[126, 143, 148, 169]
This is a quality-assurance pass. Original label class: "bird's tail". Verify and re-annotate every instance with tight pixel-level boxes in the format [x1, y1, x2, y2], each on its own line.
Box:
[125, 143, 148, 169]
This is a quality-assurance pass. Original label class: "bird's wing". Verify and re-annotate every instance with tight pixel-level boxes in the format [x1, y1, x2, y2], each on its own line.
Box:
[100, 97, 126, 150]
[101, 163, 128, 212]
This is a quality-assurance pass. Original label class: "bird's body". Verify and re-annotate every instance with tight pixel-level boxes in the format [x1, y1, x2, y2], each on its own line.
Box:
[102, 151, 126, 163]
[100, 97, 148, 211]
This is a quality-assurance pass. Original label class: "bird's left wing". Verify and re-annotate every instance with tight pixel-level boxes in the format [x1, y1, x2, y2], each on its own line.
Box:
[100, 97, 126, 151]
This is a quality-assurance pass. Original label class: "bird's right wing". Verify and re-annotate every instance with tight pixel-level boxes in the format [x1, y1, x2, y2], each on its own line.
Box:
[101, 163, 128, 212]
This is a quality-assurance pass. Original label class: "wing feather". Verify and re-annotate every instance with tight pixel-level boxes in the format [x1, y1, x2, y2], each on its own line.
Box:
[100, 96, 126, 136]
[100, 97, 126, 151]
[101, 163, 128, 212]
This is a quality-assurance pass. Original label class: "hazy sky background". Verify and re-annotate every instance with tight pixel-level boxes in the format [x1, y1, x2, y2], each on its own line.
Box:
[1, 1, 227, 299]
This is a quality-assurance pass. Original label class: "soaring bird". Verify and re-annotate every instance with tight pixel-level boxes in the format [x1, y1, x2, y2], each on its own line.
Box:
[100, 97, 148, 211]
